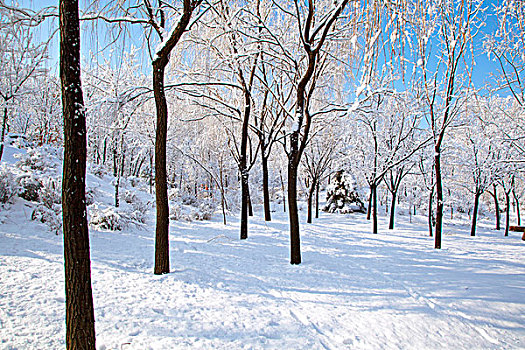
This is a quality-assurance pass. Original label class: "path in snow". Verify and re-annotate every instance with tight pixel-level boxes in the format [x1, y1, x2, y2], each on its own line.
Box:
[1, 200, 524, 349]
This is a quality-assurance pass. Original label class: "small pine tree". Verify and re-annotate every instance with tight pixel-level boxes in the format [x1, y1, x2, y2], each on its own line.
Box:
[324, 170, 365, 214]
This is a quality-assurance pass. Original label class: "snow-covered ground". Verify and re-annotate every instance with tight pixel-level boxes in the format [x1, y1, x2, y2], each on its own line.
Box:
[1, 146, 524, 349]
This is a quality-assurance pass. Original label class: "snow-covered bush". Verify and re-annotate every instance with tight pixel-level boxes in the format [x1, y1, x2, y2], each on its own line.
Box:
[38, 177, 61, 208]
[17, 174, 42, 202]
[193, 199, 215, 221]
[324, 170, 365, 214]
[15, 148, 56, 171]
[0, 165, 19, 203]
[169, 198, 215, 222]
[31, 204, 62, 234]
[169, 202, 183, 221]
[89, 205, 124, 231]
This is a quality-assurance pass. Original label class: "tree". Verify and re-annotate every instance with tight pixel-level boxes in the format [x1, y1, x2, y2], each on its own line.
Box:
[0, 6, 49, 161]
[85, 0, 203, 274]
[484, 0, 524, 107]
[284, 0, 349, 265]
[60, 0, 96, 347]
[150, 0, 202, 274]
[302, 125, 338, 223]
[414, 0, 483, 248]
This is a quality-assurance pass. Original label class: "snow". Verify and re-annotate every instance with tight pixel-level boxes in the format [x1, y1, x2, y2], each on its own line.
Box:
[1, 147, 525, 349]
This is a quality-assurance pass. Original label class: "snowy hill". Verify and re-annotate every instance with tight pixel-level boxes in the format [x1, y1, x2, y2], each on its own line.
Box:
[1, 145, 524, 349]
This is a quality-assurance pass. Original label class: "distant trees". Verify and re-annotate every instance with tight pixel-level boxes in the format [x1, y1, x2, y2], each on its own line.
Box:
[3, 0, 525, 272]
[414, 0, 483, 248]
[0, 6, 49, 161]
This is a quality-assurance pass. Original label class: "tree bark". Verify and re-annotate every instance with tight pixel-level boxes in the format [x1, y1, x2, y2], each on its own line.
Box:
[434, 151, 443, 248]
[60, 0, 96, 348]
[153, 62, 170, 275]
[372, 182, 378, 234]
[288, 161, 301, 264]
[493, 184, 501, 230]
[262, 155, 271, 221]
[388, 190, 397, 230]
[280, 169, 286, 212]
[315, 180, 320, 219]
[470, 192, 480, 237]
[513, 190, 521, 226]
[240, 172, 249, 239]
[367, 186, 373, 220]
[505, 191, 510, 237]
[428, 186, 434, 237]
[307, 178, 317, 224]
[0, 106, 8, 162]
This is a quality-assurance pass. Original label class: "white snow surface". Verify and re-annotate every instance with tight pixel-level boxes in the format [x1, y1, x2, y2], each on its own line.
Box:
[1, 148, 524, 349]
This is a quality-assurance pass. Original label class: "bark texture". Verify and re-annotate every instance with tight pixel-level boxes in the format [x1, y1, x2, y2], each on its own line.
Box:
[60, 0, 96, 347]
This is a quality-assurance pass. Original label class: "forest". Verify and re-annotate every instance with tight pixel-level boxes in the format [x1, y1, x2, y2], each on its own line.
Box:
[0, 0, 524, 349]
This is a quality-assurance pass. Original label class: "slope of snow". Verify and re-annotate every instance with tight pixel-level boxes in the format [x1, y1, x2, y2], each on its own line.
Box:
[1, 198, 524, 349]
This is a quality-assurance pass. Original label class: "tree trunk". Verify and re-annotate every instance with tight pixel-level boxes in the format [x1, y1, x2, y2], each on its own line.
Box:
[280, 169, 286, 212]
[262, 155, 271, 221]
[307, 178, 316, 224]
[388, 190, 397, 230]
[514, 190, 521, 226]
[434, 151, 443, 248]
[428, 186, 434, 237]
[288, 160, 301, 264]
[113, 146, 119, 208]
[248, 183, 253, 217]
[240, 172, 249, 239]
[471, 192, 480, 237]
[505, 191, 510, 237]
[153, 62, 170, 275]
[0, 106, 8, 162]
[60, 0, 96, 347]
[367, 185, 373, 220]
[372, 182, 378, 234]
[315, 180, 320, 219]
[493, 184, 501, 230]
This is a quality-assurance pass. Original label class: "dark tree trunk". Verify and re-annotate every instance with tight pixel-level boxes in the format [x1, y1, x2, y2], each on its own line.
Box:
[288, 161, 301, 264]
[307, 178, 317, 224]
[434, 151, 443, 248]
[493, 184, 501, 230]
[240, 172, 249, 239]
[372, 183, 378, 234]
[428, 186, 434, 237]
[505, 191, 510, 237]
[248, 184, 253, 217]
[388, 190, 397, 230]
[153, 62, 170, 275]
[367, 186, 373, 221]
[280, 169, 286, 212]
[151, 1, 198, 274]
[514, 190, 521, 226]
[262, 155, 271, 221]
[315, 180, 320, 219]
[471, 192, 480, 237]
[60, 0, 96, 348]
[0, 106, 8, 162]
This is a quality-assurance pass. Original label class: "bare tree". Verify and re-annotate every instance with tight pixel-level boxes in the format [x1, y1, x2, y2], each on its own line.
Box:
[60, 0, 96, 347]
[284, 0, 349, 265]
[0, 6, 49, 161]
[415, 0, 483, 248]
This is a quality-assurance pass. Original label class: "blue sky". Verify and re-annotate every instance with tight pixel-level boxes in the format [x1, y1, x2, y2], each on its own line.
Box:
[19, 0, 513, 97]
